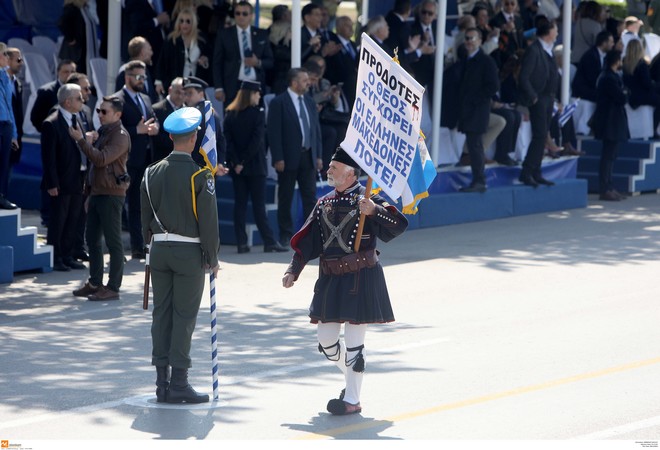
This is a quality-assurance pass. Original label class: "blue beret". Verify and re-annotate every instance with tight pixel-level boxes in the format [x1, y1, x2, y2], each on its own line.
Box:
[163, 107, 202, 135]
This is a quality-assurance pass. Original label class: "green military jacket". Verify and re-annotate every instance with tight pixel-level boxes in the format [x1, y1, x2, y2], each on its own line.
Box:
[140, 152, 220, 267]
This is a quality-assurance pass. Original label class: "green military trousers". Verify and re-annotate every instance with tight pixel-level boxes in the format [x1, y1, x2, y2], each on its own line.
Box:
[150, 242, 206, 369]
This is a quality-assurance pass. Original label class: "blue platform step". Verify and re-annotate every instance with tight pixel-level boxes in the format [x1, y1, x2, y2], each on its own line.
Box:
[577, 138, 660, 194]
[0, 209, 53, 278]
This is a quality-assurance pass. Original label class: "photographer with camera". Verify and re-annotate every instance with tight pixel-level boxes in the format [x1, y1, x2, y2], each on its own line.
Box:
[69, 96, 131, 301]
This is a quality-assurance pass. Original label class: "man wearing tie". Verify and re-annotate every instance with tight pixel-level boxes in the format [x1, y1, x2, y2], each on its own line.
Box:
[325, 15, 359, 107]
[40, 84, 86, 271]
[267, 68, 323, 247]
[113, 60, 159, 259]
[213, 0, 273, 105]
[123, 0, 170, 65]
[411, 0, 438, 96]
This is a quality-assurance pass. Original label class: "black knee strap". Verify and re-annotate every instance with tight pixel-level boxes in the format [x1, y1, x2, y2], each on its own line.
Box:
[318, 340, 341, 362]
[346, 344, 365, 372]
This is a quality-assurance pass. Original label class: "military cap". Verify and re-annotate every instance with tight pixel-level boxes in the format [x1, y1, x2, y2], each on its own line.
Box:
[163, 107, 202, 134]
[331, 147, 361, 169]
[183, 76, 208, 90]
[240, 80, 261, 92]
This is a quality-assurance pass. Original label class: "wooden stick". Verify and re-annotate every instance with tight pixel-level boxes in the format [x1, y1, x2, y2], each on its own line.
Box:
[354, 177, 373, 252]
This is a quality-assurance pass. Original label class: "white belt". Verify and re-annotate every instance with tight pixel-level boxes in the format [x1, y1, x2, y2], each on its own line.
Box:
[152, 233, 201, 243]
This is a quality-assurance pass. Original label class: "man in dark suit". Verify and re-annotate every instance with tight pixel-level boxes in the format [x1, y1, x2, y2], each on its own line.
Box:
[518, 16, 559, 187]
[384, 0, 429, 73]
[572, 30, 614, 102]
[489, 0, 525, 67]
[113, 60, 159, 259]
[300, 3, 328, 63]
[123, 0, 170, 66]
[457, 27, 500, 193]
[411, 0, 438, 95]
[213, 1, 273, 105]
[65, 72, 96, 263]
[325, 15, 359, 107]
[115, 36, 160, 105]
[267, 68, 323, 246]
[40, 84, 86, 271]
[30, 60, 76, 133]
[152, 76, 184, 161]
[6, 48, 23, 166]
[182, 77, 227, 173]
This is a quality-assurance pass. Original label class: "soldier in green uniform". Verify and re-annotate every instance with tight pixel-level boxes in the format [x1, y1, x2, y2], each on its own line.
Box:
[140, 107, 220, 404]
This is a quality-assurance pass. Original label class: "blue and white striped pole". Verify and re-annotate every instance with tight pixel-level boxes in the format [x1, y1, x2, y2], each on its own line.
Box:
[209, 270, 219, 401]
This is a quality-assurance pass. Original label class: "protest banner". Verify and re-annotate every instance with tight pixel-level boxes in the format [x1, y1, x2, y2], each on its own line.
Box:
[340, 33, 426, 202]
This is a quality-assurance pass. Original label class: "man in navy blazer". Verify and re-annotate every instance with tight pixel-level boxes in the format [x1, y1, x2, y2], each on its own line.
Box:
[30, 60, 77, 133]
[40, 84, 86, 271]
[267, 68, 322, 246]
[113, 60, 159, 259]
[152, 76, 184, 161]
[213, 1, 273, 105]
[572, 30, 614, 102]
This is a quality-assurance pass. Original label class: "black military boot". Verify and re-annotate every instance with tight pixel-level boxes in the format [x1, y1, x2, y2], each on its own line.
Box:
[155, 366, 170, 403]
[166, 367, 209, 404]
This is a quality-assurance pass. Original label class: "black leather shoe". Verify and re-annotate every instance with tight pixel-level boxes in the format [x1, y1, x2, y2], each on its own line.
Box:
[132, 250, 146, 260]
[518, 174, 538, 187]
[599, 190, 621, 201]
[53, 260, 71, 272]
[533, 176, 555, 186]
[237, 245, 250, 254]
[459, 183, 486, 193]
[0, 195, 17, 210]
[63, 258, 85, 270]
[264, 243, 288, 252]
[496, 157, 518, 166]
[74, 251, 90, 261]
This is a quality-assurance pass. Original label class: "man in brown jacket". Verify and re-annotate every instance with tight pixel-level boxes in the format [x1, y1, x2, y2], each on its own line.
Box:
[69, 96, 131, 301]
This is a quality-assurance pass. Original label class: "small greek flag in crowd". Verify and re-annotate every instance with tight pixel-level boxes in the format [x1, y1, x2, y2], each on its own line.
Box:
[200, 101, 218, 174]
[558, 99, 579, 127]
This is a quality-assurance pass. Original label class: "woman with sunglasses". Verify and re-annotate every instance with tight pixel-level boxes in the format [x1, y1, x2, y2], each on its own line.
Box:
[155, 8, 212, 94]
[223, 80, 287, 254]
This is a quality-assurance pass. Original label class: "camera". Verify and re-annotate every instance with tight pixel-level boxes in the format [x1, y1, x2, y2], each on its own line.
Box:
[116, 173, 131, 185]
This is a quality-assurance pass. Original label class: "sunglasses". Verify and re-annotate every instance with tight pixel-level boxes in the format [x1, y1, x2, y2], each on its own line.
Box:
[15, 57, 23, 62]
[235, 10, 250, 17]
[128, 74, 147, 81]
[96, 108, 109, 115]
[178, 18, 191, 24]
[421, 10, 435, 16]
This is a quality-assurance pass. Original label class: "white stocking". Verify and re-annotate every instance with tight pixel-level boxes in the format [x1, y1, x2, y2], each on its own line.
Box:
[317, 322, 346, 375]
[343, 323, 367, 405]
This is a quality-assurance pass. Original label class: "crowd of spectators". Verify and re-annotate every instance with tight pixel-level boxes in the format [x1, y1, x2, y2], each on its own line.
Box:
[1, 0, 658, 270]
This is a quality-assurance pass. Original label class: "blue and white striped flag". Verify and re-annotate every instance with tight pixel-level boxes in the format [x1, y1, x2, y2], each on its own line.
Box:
[200, 101, 218, 174]
[398, 133, 436, 214]
[373, 132, 437, 214]
[558, 99, 579, 127]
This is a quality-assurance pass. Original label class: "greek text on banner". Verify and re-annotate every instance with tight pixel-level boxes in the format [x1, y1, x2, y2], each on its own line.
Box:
[340, 33, 425, 201]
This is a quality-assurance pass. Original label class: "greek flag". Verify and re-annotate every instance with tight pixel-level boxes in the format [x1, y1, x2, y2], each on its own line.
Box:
[373, 132, 437, 215]
[200, 101, 218, 174]
[558, 99, 579, 127]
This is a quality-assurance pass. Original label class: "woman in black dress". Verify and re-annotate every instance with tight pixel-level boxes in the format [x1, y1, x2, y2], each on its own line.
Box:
[223, 81, 288, 253]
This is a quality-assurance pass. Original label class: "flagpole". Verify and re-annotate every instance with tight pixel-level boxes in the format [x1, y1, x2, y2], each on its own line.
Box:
[353, 177, 373, 252]
[209, 270, 219, 401]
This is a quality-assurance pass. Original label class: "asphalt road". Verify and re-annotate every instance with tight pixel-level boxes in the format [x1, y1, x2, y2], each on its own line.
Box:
[1, 194, 659, 449]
